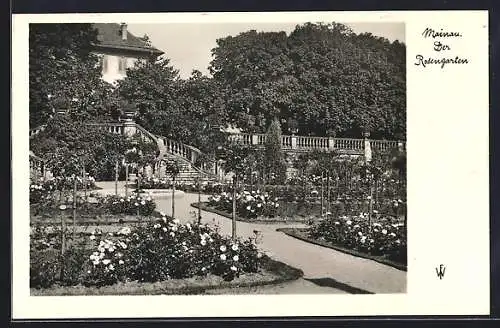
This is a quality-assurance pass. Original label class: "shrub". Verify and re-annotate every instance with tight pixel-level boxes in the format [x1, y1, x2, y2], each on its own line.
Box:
[30, 248, 61, 289]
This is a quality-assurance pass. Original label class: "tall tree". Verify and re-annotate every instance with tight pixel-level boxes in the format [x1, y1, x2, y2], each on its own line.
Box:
[210, 30, 298, 132]
[29, 23, 112, 126]
[264, 118, 287, 184]
[209, 22, 406, 140]
[116, 57, 182, 137]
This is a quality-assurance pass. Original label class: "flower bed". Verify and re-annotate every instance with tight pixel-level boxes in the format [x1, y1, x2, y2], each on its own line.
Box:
[30, 213, 270, 290]
[278, 227, 406, 271]
[100, 194, 156, 216]
[139, 177, 228, 194]
[304, 214, 406, 266]
[30, 192, 157, 225]
[191, 202, 308, 224]
[206, 186, 406, 221]
[30, 255, 303, 296]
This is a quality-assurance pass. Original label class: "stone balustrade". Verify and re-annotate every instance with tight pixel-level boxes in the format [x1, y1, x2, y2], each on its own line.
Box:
[228, 133, 404, 153]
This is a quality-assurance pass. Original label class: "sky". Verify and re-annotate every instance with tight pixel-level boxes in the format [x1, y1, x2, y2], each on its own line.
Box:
[128, 22, 405, 79]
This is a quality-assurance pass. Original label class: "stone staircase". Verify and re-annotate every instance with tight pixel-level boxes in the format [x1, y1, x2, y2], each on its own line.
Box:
[29, 121, 227, 184]
[132, 124, 226, 183]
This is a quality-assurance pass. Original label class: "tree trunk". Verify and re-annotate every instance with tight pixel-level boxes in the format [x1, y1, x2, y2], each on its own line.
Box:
[326, 173, 331, 215]
[72, 176, 77, 241]
[125, 164, 129, 197]
[171, 175, 176, 219]
[320, 172, 324, 217]
[59, 181, 66, 281]
[198, 178, 202, 225]
[114, 161, 119, 196]
[232, 176, 237, 240]
[82, 163, 87, 202]
[368, 178, 374, 232]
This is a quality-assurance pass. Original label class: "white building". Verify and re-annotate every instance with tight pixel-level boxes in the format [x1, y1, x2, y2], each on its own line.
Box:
[92, 23, 164, 85]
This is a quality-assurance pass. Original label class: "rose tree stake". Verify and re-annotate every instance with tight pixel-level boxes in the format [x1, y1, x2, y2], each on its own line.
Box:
[232, 175, 237, 240]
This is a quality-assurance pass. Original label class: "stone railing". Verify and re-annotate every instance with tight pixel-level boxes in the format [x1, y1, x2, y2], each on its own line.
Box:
[228, 133, 403, 153]
[370, 140, 405, 152]
[90, 122, 221, 179]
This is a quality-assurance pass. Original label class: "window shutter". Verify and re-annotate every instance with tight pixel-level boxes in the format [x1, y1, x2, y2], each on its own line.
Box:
[119, 57, 127, 74]
[102, 55, 108, 74]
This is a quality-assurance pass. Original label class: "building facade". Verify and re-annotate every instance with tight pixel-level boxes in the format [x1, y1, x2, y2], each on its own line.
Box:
[92, 23, 164, 84]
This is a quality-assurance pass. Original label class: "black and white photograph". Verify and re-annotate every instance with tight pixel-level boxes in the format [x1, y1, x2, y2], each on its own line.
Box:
[27, 20, 407, 296]
[12, 10, 490, 318]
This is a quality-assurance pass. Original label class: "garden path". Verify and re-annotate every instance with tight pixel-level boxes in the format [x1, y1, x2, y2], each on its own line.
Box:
[95, 181, 406, 294]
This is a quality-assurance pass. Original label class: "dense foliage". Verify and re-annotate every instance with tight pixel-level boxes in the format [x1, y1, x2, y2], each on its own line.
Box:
[29, 23, 116, 127]
[210, 22, 406, 139]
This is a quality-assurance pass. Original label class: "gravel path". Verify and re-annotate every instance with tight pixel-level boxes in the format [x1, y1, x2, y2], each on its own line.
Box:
[96, 182, 406, 294]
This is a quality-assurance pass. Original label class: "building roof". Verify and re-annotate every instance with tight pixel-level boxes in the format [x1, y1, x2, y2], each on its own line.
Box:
[92, 23, 164, 56]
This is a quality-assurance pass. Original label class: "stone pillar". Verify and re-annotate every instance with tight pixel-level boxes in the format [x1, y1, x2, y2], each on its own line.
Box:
[363, 132, 372, 162]
[122, 109, 137, 137]
[398, 141, 404, 152]
[328, 137, 335, 150]
[291, 136, 297, 149]
[251, 134, 259, 145]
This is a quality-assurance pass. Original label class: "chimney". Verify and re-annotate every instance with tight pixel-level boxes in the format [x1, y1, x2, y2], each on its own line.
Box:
[120, 23, 127, 40]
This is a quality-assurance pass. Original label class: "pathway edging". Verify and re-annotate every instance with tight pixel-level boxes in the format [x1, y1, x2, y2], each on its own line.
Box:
[191, 202, 308, 225]
[277, 227, 407, 272]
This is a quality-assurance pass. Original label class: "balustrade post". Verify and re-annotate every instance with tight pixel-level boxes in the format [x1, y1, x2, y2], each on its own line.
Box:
[398, 140, 404, 152]
[328, 137, 335, 150]
[363, 132, 372, 162]
[251, 134, 258, 145]
[291, 136, 297, 149]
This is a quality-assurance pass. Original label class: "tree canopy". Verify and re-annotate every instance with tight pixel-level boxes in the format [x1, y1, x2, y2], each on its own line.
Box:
[209, 22, 406, 139]
[29, 23, 115, 127]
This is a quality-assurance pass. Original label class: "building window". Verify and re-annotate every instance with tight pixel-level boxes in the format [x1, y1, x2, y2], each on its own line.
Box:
[118, 57, 127, 74]
[101, 55, 108, 74]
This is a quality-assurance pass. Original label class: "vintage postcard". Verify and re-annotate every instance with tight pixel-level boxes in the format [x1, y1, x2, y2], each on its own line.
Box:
[12, 10, 489, 318]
